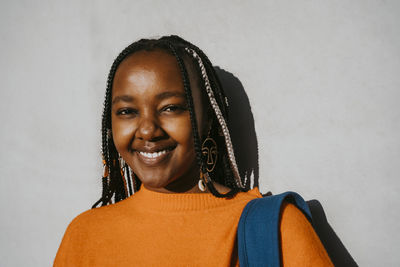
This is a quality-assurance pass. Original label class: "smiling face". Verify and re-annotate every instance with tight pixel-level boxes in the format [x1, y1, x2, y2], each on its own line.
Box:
[111, 50, 204, 193]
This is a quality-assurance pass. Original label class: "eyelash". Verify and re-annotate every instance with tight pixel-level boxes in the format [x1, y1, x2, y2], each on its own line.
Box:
[116, 108, 138, 116]
[161, 104, 187, 113]
[115, 105, 187, 117]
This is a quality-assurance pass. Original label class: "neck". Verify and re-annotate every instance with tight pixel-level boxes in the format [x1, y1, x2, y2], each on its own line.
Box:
[143, 167, 204, 194]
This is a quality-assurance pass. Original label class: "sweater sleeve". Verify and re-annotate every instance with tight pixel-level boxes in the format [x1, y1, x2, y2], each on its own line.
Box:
[280, 203, 333, 267]
[53, 216, 89, 267]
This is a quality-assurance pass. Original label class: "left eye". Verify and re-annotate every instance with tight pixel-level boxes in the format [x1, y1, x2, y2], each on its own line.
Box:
[161, 105, 187, 113]
[116, 108, 138, 116]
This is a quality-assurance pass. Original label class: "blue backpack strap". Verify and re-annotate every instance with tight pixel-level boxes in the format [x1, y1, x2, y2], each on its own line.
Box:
[238, 192, 312, 267]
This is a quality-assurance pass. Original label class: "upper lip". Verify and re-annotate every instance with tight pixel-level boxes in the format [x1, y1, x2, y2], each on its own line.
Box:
[131, 144, 176, 153]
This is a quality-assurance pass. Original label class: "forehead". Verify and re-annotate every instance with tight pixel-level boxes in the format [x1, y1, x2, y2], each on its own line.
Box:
[112, 50, 184, 97]
[115, 49, 180, 82]
[118, 49, 178, 72]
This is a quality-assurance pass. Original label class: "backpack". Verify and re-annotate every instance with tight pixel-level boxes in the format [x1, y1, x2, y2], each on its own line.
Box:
[237, 192, 312, 267]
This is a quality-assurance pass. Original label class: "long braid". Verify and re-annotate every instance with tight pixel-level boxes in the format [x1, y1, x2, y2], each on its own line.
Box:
[170, 37, 239, 189]
[196, 54, 240, 189]
[176, 40, 239, 187]
[94, 42, 144, 207]
[188, 49, 239, 191]
[167, 42, 237, 198]
[176, 38, 246, 191]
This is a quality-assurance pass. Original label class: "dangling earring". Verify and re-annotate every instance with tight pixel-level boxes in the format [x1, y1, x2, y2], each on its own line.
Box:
[102, 158, 110, 200]
[118, 154, 129, 197]
[198, 130, 218, 192]
[102, 159, 109, 179]
[118, 155, 135, 195]
[201, 131, 218, 173]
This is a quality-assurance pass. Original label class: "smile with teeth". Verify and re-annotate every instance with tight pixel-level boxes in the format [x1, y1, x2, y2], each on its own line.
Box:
[139, 150, 168, 159]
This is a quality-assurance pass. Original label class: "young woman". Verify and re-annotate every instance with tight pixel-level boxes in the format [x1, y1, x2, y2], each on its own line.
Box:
[54, 35, 333, 266]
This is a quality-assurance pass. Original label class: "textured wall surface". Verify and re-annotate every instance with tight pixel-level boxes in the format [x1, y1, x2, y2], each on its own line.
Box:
[1, 0, 399, 266]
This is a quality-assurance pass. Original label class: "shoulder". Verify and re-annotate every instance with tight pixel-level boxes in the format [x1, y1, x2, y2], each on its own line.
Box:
[54, 199, 133, 265]
[241, 187, 262, 200]
[232, 187, 262, 209]
[280, 202, 316, 247]
[280, 202, 333, 266]
[62, 197, 133, 238]
[280, 202, 311, 229]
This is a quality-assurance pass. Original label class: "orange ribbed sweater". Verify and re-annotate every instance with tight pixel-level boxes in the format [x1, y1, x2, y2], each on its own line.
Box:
[54, 186, 332, 266]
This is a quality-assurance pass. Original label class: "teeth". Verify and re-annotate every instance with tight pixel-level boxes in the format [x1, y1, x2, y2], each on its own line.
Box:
[139, 150, 167, 159]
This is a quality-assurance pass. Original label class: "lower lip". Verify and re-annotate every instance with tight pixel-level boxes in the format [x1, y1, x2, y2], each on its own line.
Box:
[136, 150, 173, 166]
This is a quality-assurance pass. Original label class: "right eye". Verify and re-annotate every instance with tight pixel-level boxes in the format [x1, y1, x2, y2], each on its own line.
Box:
[116, 108, 138, 117]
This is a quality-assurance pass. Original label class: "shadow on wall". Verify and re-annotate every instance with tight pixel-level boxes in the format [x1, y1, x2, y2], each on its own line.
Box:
[308, 200, 358, 266]
[216, 66, 358, 266]
[214, 67, 259, 189]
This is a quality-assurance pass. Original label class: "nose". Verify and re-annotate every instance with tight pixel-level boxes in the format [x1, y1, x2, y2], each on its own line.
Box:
[136, 113, 163, 141]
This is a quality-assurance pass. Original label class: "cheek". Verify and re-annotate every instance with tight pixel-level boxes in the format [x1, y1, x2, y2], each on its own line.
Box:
[111, 119, 137, 150]
[162, 117, 194, 148]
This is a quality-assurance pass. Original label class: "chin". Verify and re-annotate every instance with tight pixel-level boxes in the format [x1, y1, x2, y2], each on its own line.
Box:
[137, 172, 172, 190]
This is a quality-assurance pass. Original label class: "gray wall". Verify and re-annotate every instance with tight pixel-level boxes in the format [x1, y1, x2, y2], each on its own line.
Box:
[1, 0, 399, 266]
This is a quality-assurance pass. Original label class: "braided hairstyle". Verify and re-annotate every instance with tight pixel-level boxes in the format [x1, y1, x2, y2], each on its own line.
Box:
[92, 35, 250, 208]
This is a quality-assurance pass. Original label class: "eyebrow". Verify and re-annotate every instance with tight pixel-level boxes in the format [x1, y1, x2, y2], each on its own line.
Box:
[112, 95, 134, 105]
[112, 91, 186, 105]
[156, 91, 186, 100]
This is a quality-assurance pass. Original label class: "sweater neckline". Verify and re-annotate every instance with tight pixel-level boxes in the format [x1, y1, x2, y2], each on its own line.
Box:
[129, 185, 261, 212]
